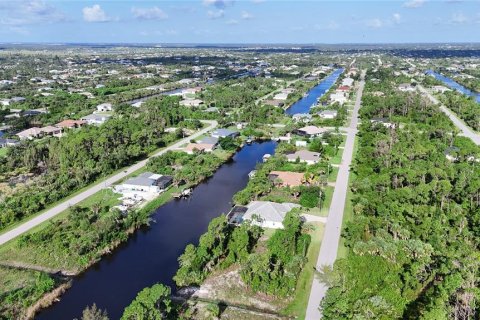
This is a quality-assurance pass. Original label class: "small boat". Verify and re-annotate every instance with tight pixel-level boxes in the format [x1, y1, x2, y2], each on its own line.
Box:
[181, 188, 192, 197]
[246, 137, 252, 144]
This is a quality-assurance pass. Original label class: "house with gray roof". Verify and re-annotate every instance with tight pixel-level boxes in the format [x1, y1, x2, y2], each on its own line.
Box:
[81, 113, 112, 125]
[242, 201, 300, 229]
[286, 150, 321, 165]
[211, 128, 239, 138]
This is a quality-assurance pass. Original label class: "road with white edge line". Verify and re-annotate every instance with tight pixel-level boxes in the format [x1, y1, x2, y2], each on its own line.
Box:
[305, 70, 366, 319]
[0, 120, 218, 246]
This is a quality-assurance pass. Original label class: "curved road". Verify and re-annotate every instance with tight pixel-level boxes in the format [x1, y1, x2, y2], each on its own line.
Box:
[0, 120, 218, 246]
[305, 71, 365, 319]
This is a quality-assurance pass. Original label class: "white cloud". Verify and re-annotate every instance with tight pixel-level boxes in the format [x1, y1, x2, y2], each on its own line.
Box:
[366, 18, 383, 28]
[226, 19, 239, 25]
[403, 0, 425, 8]
[393, 13, 401, 24]
[207, 9, 225, 19]
[132, 7, 168, 20]
[451, 12, 468, 24]
[82, 4, 112, 23]
[0, 0, 66, 26]
[241, 10, 254, 20]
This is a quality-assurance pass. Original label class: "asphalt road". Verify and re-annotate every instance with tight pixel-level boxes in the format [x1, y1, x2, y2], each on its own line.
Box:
[0, 120, 218, 246]
[417, 85, 480, 146]
[305, 71, 366, 320]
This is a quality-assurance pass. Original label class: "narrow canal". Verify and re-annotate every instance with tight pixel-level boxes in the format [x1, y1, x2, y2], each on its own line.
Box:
[285, 68, 344, 115]
[36, 141, 277, 320]
[426, 70, 480, 103]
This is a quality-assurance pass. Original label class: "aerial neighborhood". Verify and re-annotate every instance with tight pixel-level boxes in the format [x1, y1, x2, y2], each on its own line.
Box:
[0, 23, 480, 320]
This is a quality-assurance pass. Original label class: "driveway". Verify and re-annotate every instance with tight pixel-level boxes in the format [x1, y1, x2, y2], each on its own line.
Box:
[0, 120, 218, 246]
[305, 71, 366, 319]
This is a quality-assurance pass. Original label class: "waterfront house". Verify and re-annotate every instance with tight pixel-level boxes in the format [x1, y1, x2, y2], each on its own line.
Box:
[318, 110, 338, 119]
[286, 150, 321, 165]
[432, 85, 451, 93]
[329, 92, 347, 105]
[263, 99, 284, 108]
[268, 171, 304, 188]
[198, 136, 219, 146]
[242, 201, 300, 229]
[0, 138, 20, 148]
[341, 77, 354, 86]
[292, 113, 312, 123]
[296, 125, 328, 138]
[96, 103, 113, 112]
[115, 172, 173, 195]
[184, 142, 216, 154]
[211, 128, 239, 139]
[273, 92, 289, 100]
[81, 113, 112, 125]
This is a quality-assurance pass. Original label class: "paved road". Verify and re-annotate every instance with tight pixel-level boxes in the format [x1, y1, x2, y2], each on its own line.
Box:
[0, 120, 218, 246]
[417, 85, 480, 146]
[305, 71, 365, 319]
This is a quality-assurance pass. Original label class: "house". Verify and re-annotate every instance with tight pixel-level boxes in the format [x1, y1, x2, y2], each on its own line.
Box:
[337, 85, 350, 92]
[432, 85, 451, 93]
[330, 92, 347, 105]
[10, 97, 26, 103]
[268, 171, 304, 188]
[273, 92, 289, 100]
[295, 140, 307, 147]
[115, 172, 173, 195]
[296, 125, 328, 137]
[0, 138, 20, 148]
[242, 201, 300, 229]
[180, 99, 204, 107]
[41, 125, 62, 137]
[81, 113, 112, 125]
[55, 119, 86, 129]
[16, 127, 43, 140]
[286, 150, 321, 165]
[0, 99, 10, 107]
[184, 143, 216, 154]
[211, 128, 239, 139]
[263, 99, 284, 108]
[398, 83, 415, 92]
[131, 101, 144, 108]
[341, 77, 354, 86]
[370, 118, 396, 129]
[318, 110, 338, 119]
[292, 113, 312, 123]
[198, 136, 219, 146]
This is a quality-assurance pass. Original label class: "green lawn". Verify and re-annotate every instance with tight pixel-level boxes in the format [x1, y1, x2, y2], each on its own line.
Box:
[282, 222, 325, 319]
[328, 166, 339, 182]
[0, 148, 7, 158]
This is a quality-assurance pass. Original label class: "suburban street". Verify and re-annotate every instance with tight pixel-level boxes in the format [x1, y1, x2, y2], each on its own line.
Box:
[0, 120, 218, 246]
[417, 85, 480, 146]
[305, 71, 366, 319]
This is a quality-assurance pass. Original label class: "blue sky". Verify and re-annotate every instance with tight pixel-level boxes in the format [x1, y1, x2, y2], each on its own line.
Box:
[0, 0, 479, 43]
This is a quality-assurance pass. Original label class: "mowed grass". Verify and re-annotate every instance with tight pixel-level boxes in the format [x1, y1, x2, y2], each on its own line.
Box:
[282, 222, 325, 319]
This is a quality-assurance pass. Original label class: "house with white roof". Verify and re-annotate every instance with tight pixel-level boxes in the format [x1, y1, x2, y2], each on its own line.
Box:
[318, 110, 338, 119]
[81, 113, 112, 125]
[114, 172, 173, 196]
